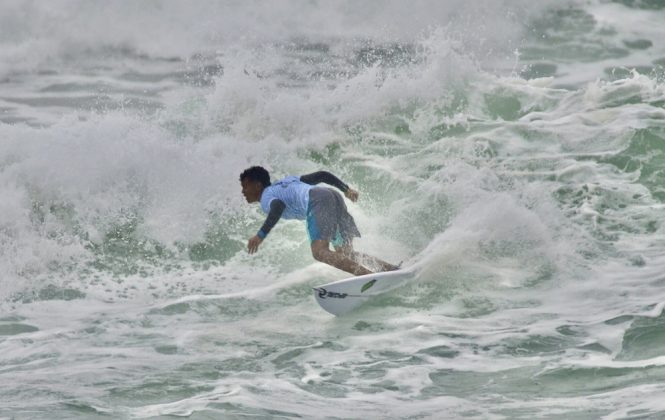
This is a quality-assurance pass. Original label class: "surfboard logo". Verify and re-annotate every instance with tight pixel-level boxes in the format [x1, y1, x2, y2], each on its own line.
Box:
[316, 288, 348, 299]
[361, 279, 377, 293]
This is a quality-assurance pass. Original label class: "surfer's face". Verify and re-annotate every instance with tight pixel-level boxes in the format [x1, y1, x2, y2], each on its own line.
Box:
[241, 178, 263, 203]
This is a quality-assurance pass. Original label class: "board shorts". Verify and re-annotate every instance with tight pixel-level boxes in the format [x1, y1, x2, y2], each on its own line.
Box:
[306, 187, 361, 248]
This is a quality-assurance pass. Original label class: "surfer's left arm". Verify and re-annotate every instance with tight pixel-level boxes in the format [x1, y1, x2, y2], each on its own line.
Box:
[248, 199, 286, 254]
[300, 171, 359, 202]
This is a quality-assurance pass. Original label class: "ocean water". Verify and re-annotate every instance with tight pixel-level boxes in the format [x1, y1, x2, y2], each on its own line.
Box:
[2, 0, 665, 418]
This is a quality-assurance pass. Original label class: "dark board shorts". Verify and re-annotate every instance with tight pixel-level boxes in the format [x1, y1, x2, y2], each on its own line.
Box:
[306, 187, 361, 247]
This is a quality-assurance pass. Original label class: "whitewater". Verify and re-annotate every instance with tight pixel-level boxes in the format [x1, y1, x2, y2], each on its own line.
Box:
[2, 1, 665, 418]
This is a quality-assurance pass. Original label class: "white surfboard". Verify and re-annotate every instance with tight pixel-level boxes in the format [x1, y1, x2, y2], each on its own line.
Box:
[312, 268, 416, 316]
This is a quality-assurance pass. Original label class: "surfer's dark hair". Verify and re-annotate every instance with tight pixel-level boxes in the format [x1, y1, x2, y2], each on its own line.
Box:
[240, 166, 271, 187]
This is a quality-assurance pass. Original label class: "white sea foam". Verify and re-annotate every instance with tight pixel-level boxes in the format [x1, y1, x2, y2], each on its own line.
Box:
[3, 0, 665, 418]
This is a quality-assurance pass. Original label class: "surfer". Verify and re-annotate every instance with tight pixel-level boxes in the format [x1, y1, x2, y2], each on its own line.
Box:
[240, 166, 399, 275]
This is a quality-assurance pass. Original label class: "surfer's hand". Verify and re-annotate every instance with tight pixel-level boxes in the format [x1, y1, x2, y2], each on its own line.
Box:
[345, 188, 359, 202]
[247, 235, 263, 254]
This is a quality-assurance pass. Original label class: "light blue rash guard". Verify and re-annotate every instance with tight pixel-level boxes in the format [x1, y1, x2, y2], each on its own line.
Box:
[260, 176, 313, 221]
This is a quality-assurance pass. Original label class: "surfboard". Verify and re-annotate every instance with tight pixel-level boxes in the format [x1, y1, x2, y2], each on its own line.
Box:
[312, 268, 416, 316]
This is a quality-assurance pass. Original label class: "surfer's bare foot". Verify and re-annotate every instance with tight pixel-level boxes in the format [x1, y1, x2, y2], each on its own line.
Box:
[387, 261, 402, 271]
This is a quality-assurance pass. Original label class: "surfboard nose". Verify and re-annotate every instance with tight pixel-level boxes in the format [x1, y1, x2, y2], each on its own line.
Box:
[312, 287, 369, 316]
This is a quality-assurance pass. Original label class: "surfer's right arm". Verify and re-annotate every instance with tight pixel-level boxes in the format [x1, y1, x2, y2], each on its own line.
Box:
[300, 171, 359, 202]
[248, 199, 286, 254]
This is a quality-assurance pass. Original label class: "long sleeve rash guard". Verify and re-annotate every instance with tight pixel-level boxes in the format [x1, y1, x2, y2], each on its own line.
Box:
[257, 171, 349, 239]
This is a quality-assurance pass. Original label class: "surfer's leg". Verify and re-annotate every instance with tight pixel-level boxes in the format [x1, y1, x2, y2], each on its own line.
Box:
[334, 243, 400, 272]
[357, 253, 399, 272]
[311, 240, 372, 276]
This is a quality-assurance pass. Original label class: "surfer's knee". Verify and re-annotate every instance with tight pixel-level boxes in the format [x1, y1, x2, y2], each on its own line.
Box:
[311, 240, 331, 262]
[334, 245, 352, 258]
[312, 248, 325, 262]
[312, 248, 334, 264]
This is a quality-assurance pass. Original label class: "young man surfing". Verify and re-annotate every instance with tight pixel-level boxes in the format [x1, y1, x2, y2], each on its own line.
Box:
[240, 166, 398, 276]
